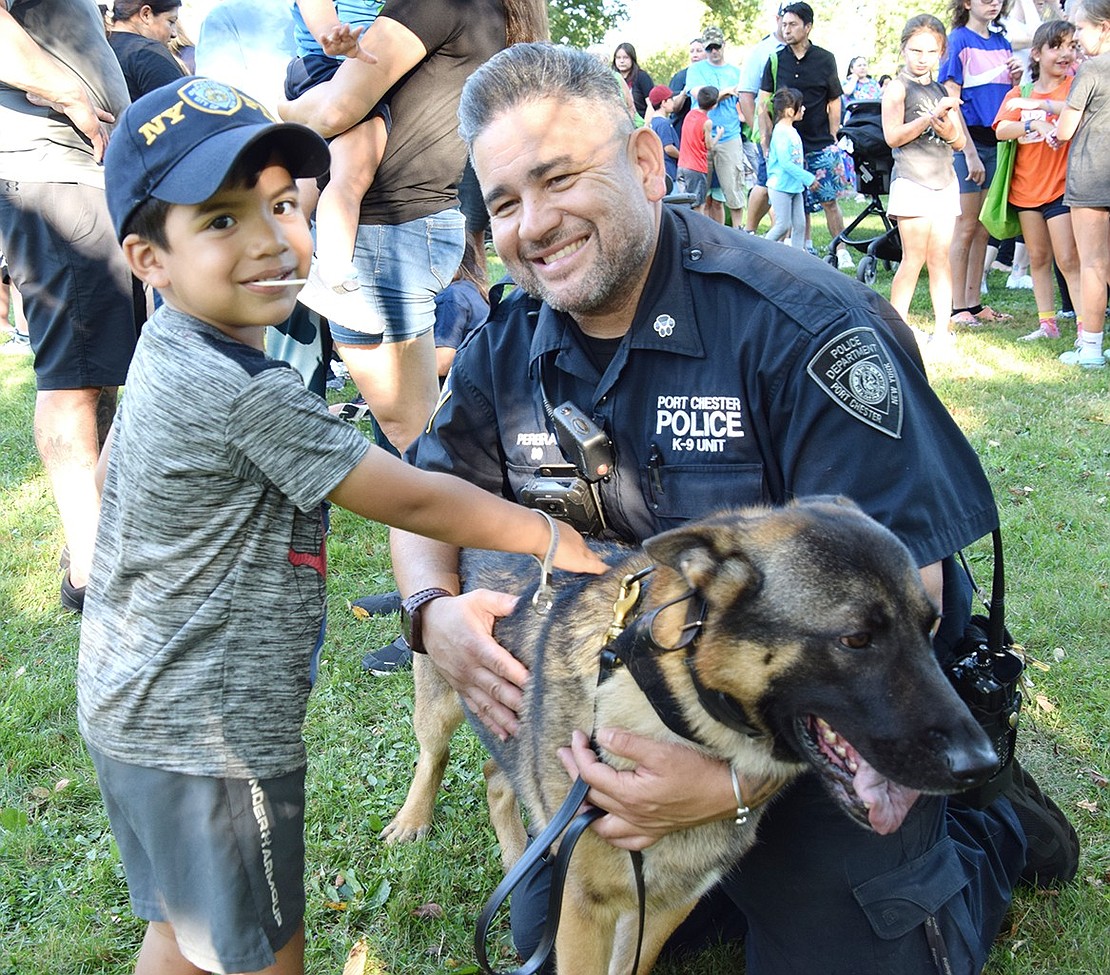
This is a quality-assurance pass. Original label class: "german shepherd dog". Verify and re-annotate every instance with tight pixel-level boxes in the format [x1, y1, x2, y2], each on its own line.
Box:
[382, 498, 997, 975]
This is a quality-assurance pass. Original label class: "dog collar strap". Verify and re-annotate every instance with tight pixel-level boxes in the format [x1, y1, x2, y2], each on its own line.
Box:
[685, 654, 766, 739]
[602, 589, 708, 745]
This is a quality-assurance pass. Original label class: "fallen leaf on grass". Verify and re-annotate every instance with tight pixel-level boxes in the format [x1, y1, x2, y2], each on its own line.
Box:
[324, 901, 348, 911]
[352, 605, 370, 621]
[54, 778, 70, 792]
[341, 941, 386, 975]
[1077, 800, 1099, 813]
[1033, 694, 1056, 712]
[412, 902, 443, 919]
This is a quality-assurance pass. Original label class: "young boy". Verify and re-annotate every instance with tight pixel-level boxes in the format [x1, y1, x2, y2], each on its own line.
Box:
[677, 85, 723, 213]
[646, 83, 680, 185]
[85, 77, 603, 975]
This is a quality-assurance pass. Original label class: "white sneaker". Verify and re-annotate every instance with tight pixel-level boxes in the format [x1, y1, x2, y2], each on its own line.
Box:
[1058, 347, 1106, 369]
[297, 262, 384, 337]
[1005, 273, 1033, 289]
[836, 249, 855, 270]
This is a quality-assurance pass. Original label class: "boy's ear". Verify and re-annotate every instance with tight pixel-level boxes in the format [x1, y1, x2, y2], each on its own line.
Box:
[628, 125, 668, 203]
[122, 233, 171, 290]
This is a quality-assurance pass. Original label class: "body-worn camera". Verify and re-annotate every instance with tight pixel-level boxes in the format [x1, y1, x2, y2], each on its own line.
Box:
[945, 615, 1023, 808]
[520, 468, 604, 536]
[520, 403, 615, 536]
[552, 402, 614, 482]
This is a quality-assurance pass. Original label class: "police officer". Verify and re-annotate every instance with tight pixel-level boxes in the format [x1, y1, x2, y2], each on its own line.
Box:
[390, 43, 1072, 975]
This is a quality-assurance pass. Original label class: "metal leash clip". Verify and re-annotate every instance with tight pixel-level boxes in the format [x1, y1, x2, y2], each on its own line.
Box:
[603, 566, 653, 643]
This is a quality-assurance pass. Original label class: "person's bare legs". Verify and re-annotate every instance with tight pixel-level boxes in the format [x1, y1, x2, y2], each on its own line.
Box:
[888, 216, 929, 322]
[925, 213, 956, 337]
[135, 922, 206, 975]
[950, 190, 984, 313]
[34, 386, 114, 588]
[314, 117, 385, 277]
[135, 920, 305, 975]
[1068, 206, 1109, 340]
[1044, 211, 1082, 320]
[745, 185, 770, 233]
[822, 199, 846, 255]
[335, 332, 439, 453]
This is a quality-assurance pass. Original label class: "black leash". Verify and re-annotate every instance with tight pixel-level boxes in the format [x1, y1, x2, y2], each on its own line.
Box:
[473, 771, 648, 975]
[474, 568, 663, 975]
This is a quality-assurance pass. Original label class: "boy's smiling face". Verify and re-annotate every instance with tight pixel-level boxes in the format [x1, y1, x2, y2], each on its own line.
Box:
[126, 158, 313, 346]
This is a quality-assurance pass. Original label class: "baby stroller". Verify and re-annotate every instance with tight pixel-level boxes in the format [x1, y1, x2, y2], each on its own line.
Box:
[827, 100, 901, 285]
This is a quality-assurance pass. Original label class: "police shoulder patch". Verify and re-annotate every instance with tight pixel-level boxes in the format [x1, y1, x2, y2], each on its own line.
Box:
[806, 326, 903, 439]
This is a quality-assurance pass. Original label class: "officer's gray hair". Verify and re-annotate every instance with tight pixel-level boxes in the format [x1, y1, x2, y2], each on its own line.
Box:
[458, 43, 636, 148]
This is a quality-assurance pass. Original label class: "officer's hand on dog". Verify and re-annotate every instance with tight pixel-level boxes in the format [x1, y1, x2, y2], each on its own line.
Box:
[424, 591, 530, 741]
[558, 729, 739, 851]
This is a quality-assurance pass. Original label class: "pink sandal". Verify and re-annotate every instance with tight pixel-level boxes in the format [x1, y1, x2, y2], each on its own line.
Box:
[950, 311, 981, 328]
[975, 305, 1013, 323]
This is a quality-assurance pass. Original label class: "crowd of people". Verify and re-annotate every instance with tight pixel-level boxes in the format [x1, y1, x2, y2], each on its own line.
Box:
[0, 0, 1102, 973]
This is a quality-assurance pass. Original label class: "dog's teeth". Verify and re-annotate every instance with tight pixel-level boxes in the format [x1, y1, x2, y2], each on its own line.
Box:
[834, 745, 848, 759]
[847, 759, 859, 773]
[823, 729, 838, 744]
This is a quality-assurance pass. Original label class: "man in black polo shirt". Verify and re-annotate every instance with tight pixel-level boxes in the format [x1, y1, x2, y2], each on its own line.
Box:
[757, 1, 852, 268]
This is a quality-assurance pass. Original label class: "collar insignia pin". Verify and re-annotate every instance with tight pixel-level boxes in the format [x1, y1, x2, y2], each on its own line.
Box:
[653, 314, 676, 337]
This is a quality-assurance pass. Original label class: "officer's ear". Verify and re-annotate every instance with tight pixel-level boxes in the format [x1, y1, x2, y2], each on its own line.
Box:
[627, 125, 668, 203]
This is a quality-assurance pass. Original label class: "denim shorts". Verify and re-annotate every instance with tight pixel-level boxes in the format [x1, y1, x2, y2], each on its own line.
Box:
[87, 746, 306, 973]
[677, 168, 708, 206]
[284, 54, 390, 130]
[1015, 194, 1069, 221]
[751, 141, 768, 188]
[329, 208, 466, 346]
[0, 180, 140, 389]
[953, 142, 998, 194]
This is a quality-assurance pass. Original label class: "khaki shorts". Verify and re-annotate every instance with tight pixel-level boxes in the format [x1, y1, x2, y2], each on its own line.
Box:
[709, 137, 748, 209]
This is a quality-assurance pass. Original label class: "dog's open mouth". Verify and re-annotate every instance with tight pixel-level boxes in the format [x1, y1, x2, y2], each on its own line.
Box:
[801, 716, 921, 834]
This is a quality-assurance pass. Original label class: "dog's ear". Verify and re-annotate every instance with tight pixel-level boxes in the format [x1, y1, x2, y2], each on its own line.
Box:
[643, 518, 762, 599]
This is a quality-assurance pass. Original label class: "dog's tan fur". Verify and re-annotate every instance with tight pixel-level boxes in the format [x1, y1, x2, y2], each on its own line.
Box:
[383, 499, 996, 975]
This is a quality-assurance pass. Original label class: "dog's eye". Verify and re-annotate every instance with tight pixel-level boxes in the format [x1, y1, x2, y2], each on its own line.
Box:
[839, 632, 871, 649]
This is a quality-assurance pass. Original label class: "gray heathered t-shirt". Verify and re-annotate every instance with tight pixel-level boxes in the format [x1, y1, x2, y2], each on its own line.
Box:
[78, 307, 370, 779]
[1064, 53, 1110, 208]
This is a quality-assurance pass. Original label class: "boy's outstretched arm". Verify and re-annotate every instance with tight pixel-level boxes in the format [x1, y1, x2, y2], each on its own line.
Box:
[328, 444, 606, 575]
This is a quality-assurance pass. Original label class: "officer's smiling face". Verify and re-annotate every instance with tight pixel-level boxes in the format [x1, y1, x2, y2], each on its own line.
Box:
[473, 95, 664, 338]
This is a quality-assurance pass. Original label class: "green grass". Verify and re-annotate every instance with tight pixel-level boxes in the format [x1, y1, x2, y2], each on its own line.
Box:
[1, 205, 1108, 973]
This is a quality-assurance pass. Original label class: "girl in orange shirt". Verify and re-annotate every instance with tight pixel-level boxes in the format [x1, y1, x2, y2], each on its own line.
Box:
[993, 20, 1081, 340]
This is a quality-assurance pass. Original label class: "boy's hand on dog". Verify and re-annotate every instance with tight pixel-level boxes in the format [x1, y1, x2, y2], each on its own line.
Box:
[548, 523, 608, 575]
[557, 729, 738, 851]
[424, 591, 530, 740]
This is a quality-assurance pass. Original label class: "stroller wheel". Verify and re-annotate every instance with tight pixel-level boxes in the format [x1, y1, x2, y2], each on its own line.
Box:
[857, 255, 877, 286]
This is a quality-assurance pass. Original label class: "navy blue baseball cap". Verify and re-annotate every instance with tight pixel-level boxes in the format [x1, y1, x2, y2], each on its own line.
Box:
[105, 77, 330, 241]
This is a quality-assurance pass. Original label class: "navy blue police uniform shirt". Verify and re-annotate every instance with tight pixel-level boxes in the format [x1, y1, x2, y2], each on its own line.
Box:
[408, 206, 998, 571]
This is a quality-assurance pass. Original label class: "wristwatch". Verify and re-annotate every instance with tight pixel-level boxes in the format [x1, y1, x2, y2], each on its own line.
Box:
[401, 587, 454, 655]
[1024, 119, 1033, 134]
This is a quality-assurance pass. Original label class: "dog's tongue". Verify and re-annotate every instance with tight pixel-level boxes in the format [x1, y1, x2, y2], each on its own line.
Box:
[853, 758, 921, 834]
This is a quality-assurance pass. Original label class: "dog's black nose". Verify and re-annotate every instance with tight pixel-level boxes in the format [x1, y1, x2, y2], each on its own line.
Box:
[946, 735, 1000, 786]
